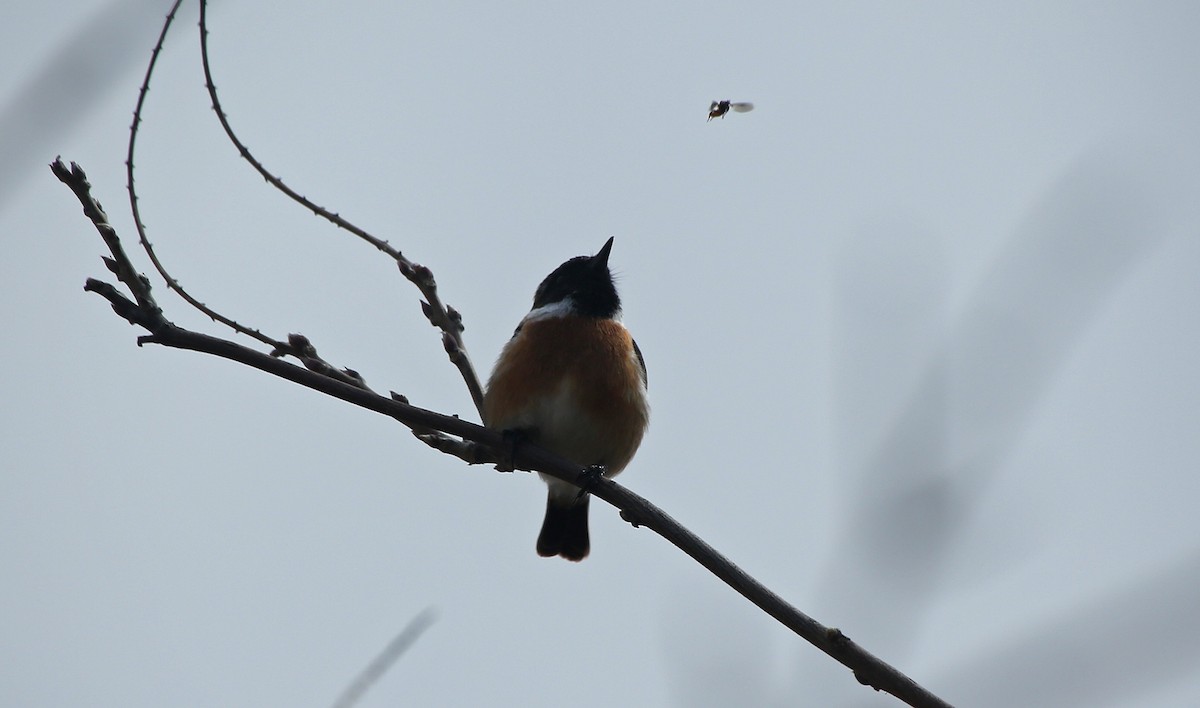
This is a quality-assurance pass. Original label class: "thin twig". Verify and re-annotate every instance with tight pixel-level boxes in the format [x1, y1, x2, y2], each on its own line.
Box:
[51, 158, 164, 326]
[121, 4, 370, 391]
[196, 0, 485, 417]
[126, 0, 286, 352]
[55, 160, 953, 708]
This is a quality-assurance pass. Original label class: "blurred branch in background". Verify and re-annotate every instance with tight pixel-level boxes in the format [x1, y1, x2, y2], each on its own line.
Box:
[811, 142, 1193, 704]
[331, 608, 438, 708]
[936, 550, 1200, 707]
[0, 0, 163, 210]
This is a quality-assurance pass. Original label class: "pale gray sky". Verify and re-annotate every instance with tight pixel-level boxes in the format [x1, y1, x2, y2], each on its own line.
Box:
[4, 2, 1200, 706]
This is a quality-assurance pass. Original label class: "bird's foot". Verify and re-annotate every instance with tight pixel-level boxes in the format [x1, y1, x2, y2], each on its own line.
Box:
[574, 464, 607, 503]
[495, 429, 528, 472]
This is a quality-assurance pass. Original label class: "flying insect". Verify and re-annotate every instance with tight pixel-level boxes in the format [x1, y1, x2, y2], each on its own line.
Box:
[707, 100, 754, 121]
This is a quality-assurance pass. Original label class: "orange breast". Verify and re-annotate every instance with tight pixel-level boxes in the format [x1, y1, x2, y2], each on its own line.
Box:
[483, 315, 649, 475]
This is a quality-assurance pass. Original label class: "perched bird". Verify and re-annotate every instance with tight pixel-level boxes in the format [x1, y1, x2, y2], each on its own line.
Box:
[483, 238, 649, 561]
[708, 100, 755, 121]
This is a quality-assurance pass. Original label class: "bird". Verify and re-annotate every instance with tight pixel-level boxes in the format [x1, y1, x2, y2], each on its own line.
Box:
[708, 100, 755, 121]
[483, 237, 649, 561]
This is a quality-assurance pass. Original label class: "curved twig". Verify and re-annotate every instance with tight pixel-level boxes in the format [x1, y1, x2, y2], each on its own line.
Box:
[196, 0, 485, 417]
[124, 2, 369, 391]
[126, 0, 286, 353]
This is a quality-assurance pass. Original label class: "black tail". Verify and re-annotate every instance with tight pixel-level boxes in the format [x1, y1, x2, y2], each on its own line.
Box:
[536, 495, 590, 561]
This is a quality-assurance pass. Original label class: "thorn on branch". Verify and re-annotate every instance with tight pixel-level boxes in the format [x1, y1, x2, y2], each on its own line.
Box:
[390, 391, 409, 404]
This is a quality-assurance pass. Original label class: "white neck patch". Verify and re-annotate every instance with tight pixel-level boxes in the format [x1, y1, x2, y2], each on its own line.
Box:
[522, 297, 623, 324]
[523, 298, 577, 323]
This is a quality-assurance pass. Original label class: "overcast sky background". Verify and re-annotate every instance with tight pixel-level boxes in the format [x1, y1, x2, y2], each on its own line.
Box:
[3, 1, 1200, 706]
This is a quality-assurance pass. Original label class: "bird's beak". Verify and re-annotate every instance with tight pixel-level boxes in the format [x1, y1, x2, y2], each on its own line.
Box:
[594, 236, 614, 266]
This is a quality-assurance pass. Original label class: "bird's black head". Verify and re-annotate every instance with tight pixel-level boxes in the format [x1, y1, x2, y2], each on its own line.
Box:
[531, 237, 620, 318]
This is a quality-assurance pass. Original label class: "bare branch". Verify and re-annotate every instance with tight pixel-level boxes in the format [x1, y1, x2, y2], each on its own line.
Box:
[56, 166, 953, 707]
[58, 6, 954, 706]
[55, 157, 371, 398]
[196, 0, 485, 417]
[147, 315, 952, 708]
[51, 157, 163, 325]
